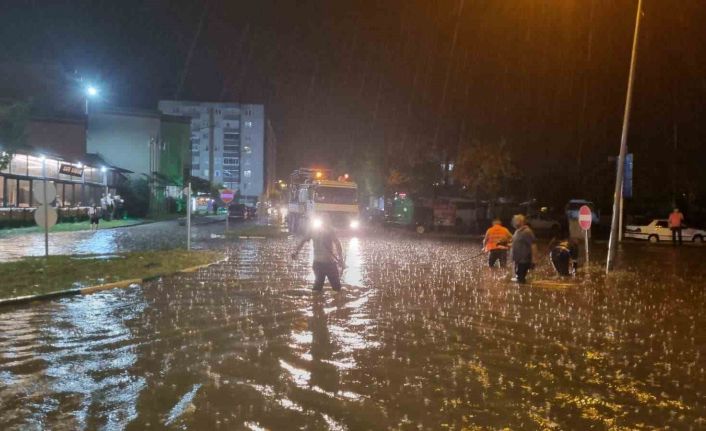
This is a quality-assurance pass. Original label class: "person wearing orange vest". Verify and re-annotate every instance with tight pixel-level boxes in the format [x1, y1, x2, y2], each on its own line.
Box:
[483, 218, 513, 268]
[668, 208, 685, 246]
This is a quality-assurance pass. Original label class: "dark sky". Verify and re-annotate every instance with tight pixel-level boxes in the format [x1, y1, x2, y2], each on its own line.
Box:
[2, 0, 706, 203]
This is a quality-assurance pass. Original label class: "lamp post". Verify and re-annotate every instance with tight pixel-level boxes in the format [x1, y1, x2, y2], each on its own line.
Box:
[85, 85, 98, 115]
[606, 0, 643, 273]
[101, 166, 108, 196]
[41, 155, 48, 257]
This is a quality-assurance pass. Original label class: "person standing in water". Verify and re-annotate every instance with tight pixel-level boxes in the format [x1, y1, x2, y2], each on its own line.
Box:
[511, 214, 537, 283]
[483, 218, 513, 268]
[291, 214, 344, 291]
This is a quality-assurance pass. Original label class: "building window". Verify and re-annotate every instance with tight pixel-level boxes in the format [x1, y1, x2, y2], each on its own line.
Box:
[223, 158, 239, 166]
[63, 183, 76, 207]
[45, 160, 59, 179]
[244, 121, 253, 128]
[10, 154, 27, 176]
[18, 179, 31, 207]
[242, 146, 252, 154]
[27, 156, 44, 177]
[243, 170, 252, 179]
[224, 132, 240, 141]
[5, 178, 17, 207]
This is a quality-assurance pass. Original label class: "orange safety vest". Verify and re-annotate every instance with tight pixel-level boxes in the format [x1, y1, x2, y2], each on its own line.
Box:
[484, 225, 512, 251]
[668, 212, 684, 228]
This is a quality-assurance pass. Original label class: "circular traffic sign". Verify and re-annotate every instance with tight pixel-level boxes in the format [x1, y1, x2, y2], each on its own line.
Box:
[578, 205, 592, 231]
[33, 181, 57, 206]
[34, 205, 58, 229]
[220, 189, 235, 204]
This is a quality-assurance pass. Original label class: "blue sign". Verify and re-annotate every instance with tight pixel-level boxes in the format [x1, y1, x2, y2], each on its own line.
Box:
[623, 153, 633, 198]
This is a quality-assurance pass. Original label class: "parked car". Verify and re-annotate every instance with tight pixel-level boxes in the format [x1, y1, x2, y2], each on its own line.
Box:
[228, 204, 248, 221]
[624, 219, 706, 243]
[526, 212, 561, 233]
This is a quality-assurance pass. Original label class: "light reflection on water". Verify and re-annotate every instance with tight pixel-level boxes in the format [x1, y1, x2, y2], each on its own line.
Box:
[0, 237, 704, 429]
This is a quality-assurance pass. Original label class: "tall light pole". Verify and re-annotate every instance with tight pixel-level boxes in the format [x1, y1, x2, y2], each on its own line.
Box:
[607, 0, 643, 273]
[85, 85, 98, 115]
[101, 166, 108, 196]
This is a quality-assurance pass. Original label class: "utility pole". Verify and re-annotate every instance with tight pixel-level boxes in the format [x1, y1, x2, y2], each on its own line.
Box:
[186, 181, 192, 250]
[208, 107, 215, 187]
[42, 159, 49, 257]
[607, 0, 642, 273]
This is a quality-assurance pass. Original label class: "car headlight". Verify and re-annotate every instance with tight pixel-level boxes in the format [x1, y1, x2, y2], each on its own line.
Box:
[349, 219, 360, 229]
[311, 217, 323, 229]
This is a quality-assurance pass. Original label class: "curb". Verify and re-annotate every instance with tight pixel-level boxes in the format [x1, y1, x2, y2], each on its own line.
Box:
[0, 288, 81, 307]
[80, 278, 143, 294]
[0, 258, 226, 308]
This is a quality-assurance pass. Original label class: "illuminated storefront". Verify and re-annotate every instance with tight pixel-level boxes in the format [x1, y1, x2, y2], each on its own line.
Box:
[0, 151, 121, 209]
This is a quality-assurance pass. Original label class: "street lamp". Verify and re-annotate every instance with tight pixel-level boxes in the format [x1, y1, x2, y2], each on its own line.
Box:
[85, 85, 99, 115]
[101, 166, 108, 196]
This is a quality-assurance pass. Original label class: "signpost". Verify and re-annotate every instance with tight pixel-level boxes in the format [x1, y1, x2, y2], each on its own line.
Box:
[185, 182, 192, 250]
[579, 205, 592, 267]
[220, 188, 235, 232]
[34, 180, 57, 257]
[618, 153, 633, 243]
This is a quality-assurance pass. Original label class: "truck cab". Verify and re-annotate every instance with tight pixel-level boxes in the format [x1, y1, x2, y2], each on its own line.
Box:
[287, 169, 360, 233]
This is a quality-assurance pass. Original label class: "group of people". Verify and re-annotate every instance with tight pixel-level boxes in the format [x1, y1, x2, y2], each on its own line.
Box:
[86, 193, 126, 231]
[482, 215, 541, 283]
[293, 208, 691, 292]
[483, 215, 580, 282]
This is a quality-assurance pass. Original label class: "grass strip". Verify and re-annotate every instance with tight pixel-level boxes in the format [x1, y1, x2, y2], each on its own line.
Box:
[0, 249, 221, 301]
[0, 218, 147, 238]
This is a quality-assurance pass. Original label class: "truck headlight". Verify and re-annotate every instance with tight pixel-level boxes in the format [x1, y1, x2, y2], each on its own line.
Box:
[311, 217, 323, 229]
[349, 219, 360, 229]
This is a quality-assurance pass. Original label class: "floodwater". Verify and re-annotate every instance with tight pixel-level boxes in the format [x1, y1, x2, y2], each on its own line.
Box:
[1, 235, 705, 430]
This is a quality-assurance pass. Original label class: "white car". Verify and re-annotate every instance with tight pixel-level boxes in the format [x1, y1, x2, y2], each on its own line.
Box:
[624, 219, 706, 243]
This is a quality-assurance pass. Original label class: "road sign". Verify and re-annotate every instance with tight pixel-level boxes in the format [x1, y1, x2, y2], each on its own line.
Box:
[220, 189, 235, 204]
[579, 205, 592, 230]
[34, 205, 58, 229]
[623, 153, 633, 199]
[34, 181, 57, 205]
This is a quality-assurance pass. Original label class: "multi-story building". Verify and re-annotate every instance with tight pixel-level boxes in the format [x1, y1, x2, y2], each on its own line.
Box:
[157, 101, 265, 203]
[86, 107, 190, 206]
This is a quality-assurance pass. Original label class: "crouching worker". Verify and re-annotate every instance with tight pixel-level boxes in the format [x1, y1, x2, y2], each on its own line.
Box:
[549, 238, 578, 276]
[291, 214, 344, 291]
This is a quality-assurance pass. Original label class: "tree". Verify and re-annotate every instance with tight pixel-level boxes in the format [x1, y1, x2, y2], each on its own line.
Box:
[453, 138, 519, 198]
[0, 101, 30, 171]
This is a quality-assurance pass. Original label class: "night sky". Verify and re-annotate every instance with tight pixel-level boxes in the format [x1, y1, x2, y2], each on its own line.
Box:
[2, 0, 706, 207]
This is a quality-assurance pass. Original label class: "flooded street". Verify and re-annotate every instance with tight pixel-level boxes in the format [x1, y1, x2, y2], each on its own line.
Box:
[1, 235, 705, 430]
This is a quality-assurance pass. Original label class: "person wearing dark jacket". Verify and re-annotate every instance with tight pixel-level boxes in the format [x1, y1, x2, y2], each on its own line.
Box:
[511, 214, 537, 283]
[291, 214, 344, 291]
